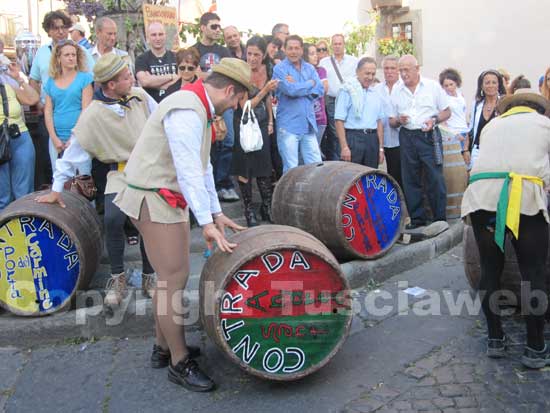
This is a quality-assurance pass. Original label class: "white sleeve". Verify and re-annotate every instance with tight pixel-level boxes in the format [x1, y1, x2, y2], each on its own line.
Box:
[144, 91, 158, 114]
[436, 83, 450, 111]
[205, 162, 222, 215]
[164, 109, 214, 226]
[52, 135, 92, 193]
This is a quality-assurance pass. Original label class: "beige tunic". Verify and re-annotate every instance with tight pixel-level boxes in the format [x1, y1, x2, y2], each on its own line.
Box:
[461, 111, 550, 223]
[72, 87, 151, 194]
[114, 91, 212, 224]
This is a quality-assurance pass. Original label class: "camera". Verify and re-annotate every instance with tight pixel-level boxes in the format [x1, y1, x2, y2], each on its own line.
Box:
[7, 124, 21, 139]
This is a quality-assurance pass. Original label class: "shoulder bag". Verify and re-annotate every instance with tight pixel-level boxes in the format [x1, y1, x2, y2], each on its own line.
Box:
[239, 100, 263, 153]
[0, 83, 12, 165]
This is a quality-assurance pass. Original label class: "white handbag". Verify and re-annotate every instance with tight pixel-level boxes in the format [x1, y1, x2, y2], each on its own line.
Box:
[239, 100, 263, 153]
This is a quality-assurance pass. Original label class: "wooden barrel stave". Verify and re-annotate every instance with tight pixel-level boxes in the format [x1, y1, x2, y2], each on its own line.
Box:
[200, 225, 352, 381]
[272, 162, 405, 261]
[0, 190, 102, 315]
[442, 142, 468, 220]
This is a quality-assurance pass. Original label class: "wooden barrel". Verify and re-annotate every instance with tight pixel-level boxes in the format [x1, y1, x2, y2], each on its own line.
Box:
[200, 225, 352, 381]
[463, 225, 550, 302]
[272, 161, 405, 260]
[442, 141, 468, 219]
[0, 190, 102, 316]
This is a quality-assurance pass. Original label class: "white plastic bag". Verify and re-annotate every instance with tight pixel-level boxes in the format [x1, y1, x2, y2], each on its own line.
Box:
[239, 100, 263, 153]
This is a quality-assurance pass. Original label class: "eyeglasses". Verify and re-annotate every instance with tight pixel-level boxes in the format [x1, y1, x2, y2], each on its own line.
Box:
[208, 24, 221, 30]
[317, 47, 328, 52]
[178, 65, 196, 72]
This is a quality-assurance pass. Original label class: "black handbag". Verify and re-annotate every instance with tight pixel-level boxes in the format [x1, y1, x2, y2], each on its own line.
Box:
[0, 83, 11, 165]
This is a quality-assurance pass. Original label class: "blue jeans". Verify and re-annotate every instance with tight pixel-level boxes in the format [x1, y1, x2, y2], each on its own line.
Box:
[0, 131, 35, 211]
[212, 109, 235, 190]
[277, 127, 322, 173]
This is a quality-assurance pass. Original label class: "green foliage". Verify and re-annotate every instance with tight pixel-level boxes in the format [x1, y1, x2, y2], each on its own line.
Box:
[343, 10, 379, 56]
[377, 37, 414, 57]
[179, 18, 201, 45]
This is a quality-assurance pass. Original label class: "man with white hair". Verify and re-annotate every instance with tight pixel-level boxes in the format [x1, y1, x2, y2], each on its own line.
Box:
[389, 54, 450, 229]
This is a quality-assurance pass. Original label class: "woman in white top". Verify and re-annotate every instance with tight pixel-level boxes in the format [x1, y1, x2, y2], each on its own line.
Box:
[439, 68, 469, 164]
[466, 70, 507, 169]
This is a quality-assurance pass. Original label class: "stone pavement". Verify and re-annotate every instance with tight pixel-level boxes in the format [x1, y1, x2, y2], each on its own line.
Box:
[2, 245, 549, 413]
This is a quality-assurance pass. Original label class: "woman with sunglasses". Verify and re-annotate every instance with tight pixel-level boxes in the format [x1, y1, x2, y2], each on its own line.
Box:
[175, 48, 200, 89]
[304, 43, 329, 146]
[231, 36, 278, 226]
[44, 39, 93, 174]
[315, 40, 330, 61]
[466, 69, 507, 169]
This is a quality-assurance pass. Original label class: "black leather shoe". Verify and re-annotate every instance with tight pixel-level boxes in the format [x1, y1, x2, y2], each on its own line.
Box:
[151, 345, 201, 369]
[168, 358, 216, 392]
[405, 222, 426, 230]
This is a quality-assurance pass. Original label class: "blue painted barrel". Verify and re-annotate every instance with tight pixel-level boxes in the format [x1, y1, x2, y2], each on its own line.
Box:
[272, 162, 405, 260]
[0, 191, 102, 316]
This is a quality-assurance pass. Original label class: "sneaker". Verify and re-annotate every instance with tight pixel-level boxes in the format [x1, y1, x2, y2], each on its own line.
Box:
[521, 344, 550, 369]
[219, 187, 240, 202]
[141, 273, 156, 298]
[486, 335, 507, 358]
[151, 345, 201, 369]
[104, 272, 128, 306]
[217, 188, 229, 201]
[168, 358, 215, 392]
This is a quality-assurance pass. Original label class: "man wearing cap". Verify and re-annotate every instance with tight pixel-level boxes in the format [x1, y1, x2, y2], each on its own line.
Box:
[69, 22, 92, 50]
[462, 88, 550, 369]
[36, 54, 158, 307]
[113, 58, 250, 392]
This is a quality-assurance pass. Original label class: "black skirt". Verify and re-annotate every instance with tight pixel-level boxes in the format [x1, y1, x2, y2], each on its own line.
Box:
[230, 96, 273, 178]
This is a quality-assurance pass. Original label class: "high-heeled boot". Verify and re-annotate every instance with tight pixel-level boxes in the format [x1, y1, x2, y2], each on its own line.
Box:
[257, 177, 273, 223]
[238, 180, 258, 227]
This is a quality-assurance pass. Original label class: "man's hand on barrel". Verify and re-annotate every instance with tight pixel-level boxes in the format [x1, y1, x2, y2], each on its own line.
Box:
[35, 191, 66, 208]
[202, 223, 238, 253]
[213, 213, 246, 234]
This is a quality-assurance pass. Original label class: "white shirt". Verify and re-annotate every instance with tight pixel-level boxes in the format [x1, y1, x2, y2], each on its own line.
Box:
[445, 92, 469, 134]
[390, 76, 449, 130]
[91, 45, 134, 75]
[164, 108, 221, 226]
[374, 80, 402, 148]
[163, 89, 221, 226]
[52, 93, 158, 193]
[319, 54, 358, 98]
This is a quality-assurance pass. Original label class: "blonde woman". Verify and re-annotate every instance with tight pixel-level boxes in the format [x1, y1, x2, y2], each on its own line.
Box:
[44, 39, 93, 173]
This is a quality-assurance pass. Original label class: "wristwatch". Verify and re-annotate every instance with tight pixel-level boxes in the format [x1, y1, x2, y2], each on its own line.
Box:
[379, 148, 384, 152]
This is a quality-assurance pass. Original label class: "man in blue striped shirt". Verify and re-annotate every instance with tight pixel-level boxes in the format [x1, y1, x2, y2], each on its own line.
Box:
[273, 35, 324, 173]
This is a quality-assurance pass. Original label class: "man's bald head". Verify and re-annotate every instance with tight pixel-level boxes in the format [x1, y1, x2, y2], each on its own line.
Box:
[398, 54, 420, 87]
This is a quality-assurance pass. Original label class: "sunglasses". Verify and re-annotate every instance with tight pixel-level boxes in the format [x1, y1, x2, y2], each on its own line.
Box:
[317, 47, 328, 52]
[178, 65, 196, 72]
[208, 24, 221, 30]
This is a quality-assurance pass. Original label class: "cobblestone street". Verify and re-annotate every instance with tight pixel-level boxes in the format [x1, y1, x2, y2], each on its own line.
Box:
[2, 246, 549, 412]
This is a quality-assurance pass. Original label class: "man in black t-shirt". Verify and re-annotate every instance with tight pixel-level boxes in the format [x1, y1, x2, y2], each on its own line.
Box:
[193, 13, 231, 73]
[135, 22, 179, 102]
[194, 12, 239, 203]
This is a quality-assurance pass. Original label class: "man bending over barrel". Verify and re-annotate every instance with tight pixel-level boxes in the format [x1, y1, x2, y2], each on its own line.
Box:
[36, 54, 158, 307]
[112, 58, 249, 391]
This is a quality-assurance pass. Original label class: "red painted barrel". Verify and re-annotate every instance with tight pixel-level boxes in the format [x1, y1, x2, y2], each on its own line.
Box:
[272, 162, 405, 260]
[200, 225, 352, 381]
[0, 191, 102, 316]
